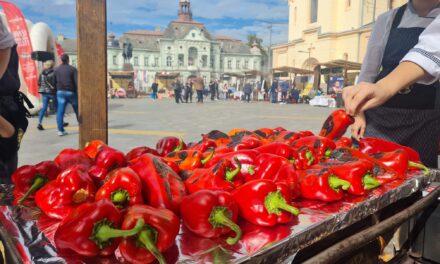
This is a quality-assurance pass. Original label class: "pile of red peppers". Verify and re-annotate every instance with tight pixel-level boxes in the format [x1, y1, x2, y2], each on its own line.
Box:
[10, 109, 430, 263]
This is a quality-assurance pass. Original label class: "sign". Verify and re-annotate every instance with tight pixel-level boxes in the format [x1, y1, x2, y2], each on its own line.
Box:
[55, 41, 64, 65]
[327, 76, 345, 94]
[0, 1, 39, 97]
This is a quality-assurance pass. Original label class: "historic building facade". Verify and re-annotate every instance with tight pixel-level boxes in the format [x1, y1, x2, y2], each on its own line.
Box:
[272, 0, 406, 71]
[59, 0, 263, 91]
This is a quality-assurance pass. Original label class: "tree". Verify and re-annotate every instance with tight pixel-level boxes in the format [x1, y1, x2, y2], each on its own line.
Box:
[247, 34, 266, 56]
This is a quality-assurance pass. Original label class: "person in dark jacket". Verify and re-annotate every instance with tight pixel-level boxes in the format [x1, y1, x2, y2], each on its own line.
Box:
[209, 80, 216, 101]
[270, 79, 278, 103]
[174, 81, 184, 104]
[185, 80, 193, 103]
[54, 54, 78, 136]
[37, 60, 56, 130]
[243, 82, 252, 103]
[151, 80, 158, 100]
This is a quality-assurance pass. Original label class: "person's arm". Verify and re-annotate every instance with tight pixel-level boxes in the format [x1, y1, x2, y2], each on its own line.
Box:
[0, 115, 15, 138]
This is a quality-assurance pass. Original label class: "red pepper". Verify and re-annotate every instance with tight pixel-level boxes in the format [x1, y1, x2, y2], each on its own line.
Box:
[54, 148, 93, 170]
[119, 205, 180, 264]
[55, 200, 145, 257]
[232, 179, 300, 226]
[273, 126, 287, 133]
[35, 165, 96, 220]
[291, 136, 336, 157]
[251, 153, 291, 182]
[240, 222, 292, 255]
[297, 130, 315, 138]
[95, 167, 144, 209]
[156, 136, 186, 156]
[126, 146, 159, 161]
[204, 149, 259, 179]
[331, 147, 403, 183]
[83, 139, 106, 160]
[291, 146, 316, 170]
[180, 190, 242, 245]
[298, 168, 351, 202]
[335, 137, 353, 148]
[271, 164, 301, 199]
[202, 130, 232, 147]
[227, 128, 253, 138]
[164, 149, 214, 171]
[130, 154, 186, 214]
[253, 128, 275, 139]
[273, 131, 300, 145]
[88, 146, 127, 185]
[12, 161, 60, 205]
[189, 137, 217, 153]
[185, 158, 242, 194]
[359, 137, 421, 163]
[254, 142, 296, 160]
[320, 160, 380, 195]
[370, 150, 429, 176]
[319, 109, 354, 140]
[227, 135, 261, 151]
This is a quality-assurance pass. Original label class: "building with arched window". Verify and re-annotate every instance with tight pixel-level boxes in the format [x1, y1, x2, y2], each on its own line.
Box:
[59, 0, 263, 91]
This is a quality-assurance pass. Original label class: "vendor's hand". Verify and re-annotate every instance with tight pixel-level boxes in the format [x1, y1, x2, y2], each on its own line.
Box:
[343, 82, 397, 116]
[351, 112, 366, 142]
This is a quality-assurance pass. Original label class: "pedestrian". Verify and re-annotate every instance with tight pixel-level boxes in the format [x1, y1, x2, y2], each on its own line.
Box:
[185, 80, 193, 103]
[37, 60, 56, 130]
[173, 81, 184, 104]
[263, 80, 269, 101]
[194, 76, 204, 103]
[344, 1, 440, 168]
[270, 79, 278, 103]
[243, 82, 252, 103]
[0, 19, 32, 183]
[54, 54, 78, 136]
[209, 80, 216, 101]
[280, 80, 289, 104]
[151, 79, 158, 100]
[214, 80, 219, 100]
[223, 83, 229, 100]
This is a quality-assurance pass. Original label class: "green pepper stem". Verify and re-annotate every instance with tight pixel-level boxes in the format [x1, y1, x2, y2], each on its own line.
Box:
[111, 189, 129, 208]
[265, 191, 300, 216]
[325, 149, 332, 157]
[362, 173, 380, 190]
[408, 161, 430, 176]
[174, 138, 184, 152]
[93, 218, 144, 245]
[305, 150, 315, 166]
[209, 207, 242, 245]
[328, 175, 351, 191]
[17, 176, 47, 204]
[138, 228, 167, 264]
[225, 158, 241, 182]
[201, 149, 215, 165]
[248, 165, 255, 175]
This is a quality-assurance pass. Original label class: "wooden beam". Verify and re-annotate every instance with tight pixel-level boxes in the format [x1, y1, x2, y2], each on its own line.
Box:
[76, 0, 108, 147]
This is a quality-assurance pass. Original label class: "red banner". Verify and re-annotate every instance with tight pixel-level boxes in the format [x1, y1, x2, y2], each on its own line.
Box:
[55, 41, 64, 65]
[0, 1, 39, 97]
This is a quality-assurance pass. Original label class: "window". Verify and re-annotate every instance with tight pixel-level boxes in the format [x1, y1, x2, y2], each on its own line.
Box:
[227, 60, 232, 69]
[210, 57, 214, 68]
[166, 56, 172, 67]
[134, 57, 139, 66]
[144, 56, 149, 66]
[310, 0, 318, 23]
[188, 47, 198, 66]
[113, 55, 117, 65]
[253, 60, 257, 69]
[72, 59, 76, 66]
[178, 54, 184, 67]
[202, 55, 208, 67]
[244, 60, 249, 69]
[154, 57, 159, 67]
[236, 60, 240, 69]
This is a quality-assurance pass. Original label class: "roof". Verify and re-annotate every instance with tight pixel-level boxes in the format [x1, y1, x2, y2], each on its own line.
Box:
[214, 35, 239, 41]
[58, 38, 77, 53]
[272, 66, 313, 75]
[319, 60, 362, 70]
[162, 21, 212, 40]
[221, 41, 252, 55]
[119, 33, 161, 51]
[125, 30, 164, 37]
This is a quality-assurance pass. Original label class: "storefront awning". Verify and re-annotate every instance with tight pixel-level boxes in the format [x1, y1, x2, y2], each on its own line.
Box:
[272, 66, 313, 75]
[319, 60, 362, 71]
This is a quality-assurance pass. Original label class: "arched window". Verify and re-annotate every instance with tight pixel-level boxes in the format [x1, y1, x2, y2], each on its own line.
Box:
[188, 47, 198, 66]
[166, 56, 172, 67]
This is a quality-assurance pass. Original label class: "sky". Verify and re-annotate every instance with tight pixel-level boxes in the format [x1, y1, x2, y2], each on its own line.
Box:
[9, 0, 289, 46]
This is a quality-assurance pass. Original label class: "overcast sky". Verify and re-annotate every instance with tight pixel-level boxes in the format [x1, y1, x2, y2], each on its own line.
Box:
[10, 0, 289, 46]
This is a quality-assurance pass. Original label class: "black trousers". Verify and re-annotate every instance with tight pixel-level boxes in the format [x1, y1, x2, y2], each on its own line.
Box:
[244, 93, 251, 102]
[196, 90, 203, 102]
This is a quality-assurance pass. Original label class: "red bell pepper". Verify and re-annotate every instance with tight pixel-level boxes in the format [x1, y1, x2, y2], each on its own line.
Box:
[271, 164, 301, 199]
[273, 126, 287, 133]
[323, 160, 380, 195]
[55, 200, 145, 257]
[298, 168, 351, 202]
[204, 149, 259, 179]
[185, 158, 242, 194]
[188, 136, 217, 153]
[180, 190, 242, 245]
[359, 137, 421, 163]
[291, 146, 316, 170]
[126, 146, 159, 161]
[35, 165, 96, 220]
[297, 130, 315, 138]
[119, 205, 180, 264]
[12, 161, 60, 205]
[370, 150, 429, 175]
[253, 128, 275, 139]
[83, 139, 106, 160]
[54, 148, 93, 170]
[335, 137, 353, 148]
[227, 128, 253, 138]
[159, 157, 180, 175]
[232, 179, 300, 226]
[227, 135, 261, 151]
[251, 153, 291, 181]
[319, 109, 354, 140]
[88, 146, 127, 185]
[273, 131, 300, 145]
[240, 222, 292, 255]
[156, 136, 186, 156]
[254, 142, 296, 160]
[203, 130, 232, 147]
[164, 149, 214, 171]
[130, 154, 186, 214]
[291, 136, 336, 157]
[95, 167, 144, 209]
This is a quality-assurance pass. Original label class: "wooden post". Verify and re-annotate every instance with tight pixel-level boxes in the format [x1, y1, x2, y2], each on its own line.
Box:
[76, 0, 108, 147]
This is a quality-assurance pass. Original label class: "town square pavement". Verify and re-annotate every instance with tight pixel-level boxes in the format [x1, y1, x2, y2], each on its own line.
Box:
[19, 98, 336, 166]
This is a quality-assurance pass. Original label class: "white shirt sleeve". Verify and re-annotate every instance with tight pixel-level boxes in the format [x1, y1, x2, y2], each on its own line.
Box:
[0, 18, 15, 49]
[401, 16, 440, 84]
[357, 11, 395, 84]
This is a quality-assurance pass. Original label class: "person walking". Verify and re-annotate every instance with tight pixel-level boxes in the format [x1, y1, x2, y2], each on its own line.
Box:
[185, 80, 193, 103]
[54, 54, 78, 136]
[270, 79, 278, 103]
[209, 80, 216, 101]
[173, 81, 184, 104]
[243, 82, 252, 103]
[151, 80, 158, 100]
[280, 80, 289, 104]
[37, 60, 56, 130]
[214, 80, 219, 100]
[194, 76, 204, 103]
